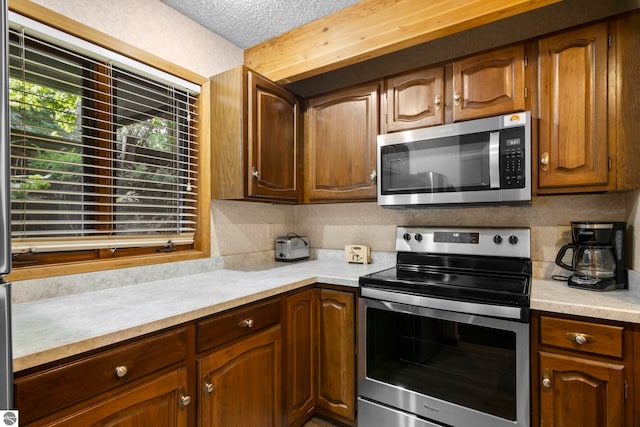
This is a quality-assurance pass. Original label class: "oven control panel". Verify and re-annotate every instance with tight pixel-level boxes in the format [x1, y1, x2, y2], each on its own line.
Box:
[397, 226, 530, 258]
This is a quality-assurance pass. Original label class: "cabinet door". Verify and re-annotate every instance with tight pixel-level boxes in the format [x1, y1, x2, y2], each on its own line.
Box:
[452, 45, 525, 122]
[304, 82, 379, 203]
[316, 288, 355, 422]
[16, 327, 189, 425]
[248, 71, 300, 202]
[284, 289, 316, 426]
[539, 351, 626, 427]
[36, 368, 189, 427]
[382, 67, 444, 133]
[198, 326, 282, 427]
[537, 23, 610, 192]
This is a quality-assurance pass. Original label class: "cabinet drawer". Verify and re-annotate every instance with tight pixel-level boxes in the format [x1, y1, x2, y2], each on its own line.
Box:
[15, 326, 189, 424]
[197, 298, 281, 352]
[539, 316, 624, 358]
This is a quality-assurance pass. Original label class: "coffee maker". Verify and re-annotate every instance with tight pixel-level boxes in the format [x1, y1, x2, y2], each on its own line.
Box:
[555, 221, 627, 291]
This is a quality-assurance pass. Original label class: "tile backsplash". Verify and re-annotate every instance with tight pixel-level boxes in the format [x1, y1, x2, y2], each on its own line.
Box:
[13, 192, 635, 303]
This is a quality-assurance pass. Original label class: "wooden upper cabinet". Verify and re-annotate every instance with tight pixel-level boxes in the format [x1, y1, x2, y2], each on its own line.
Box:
[211, 66, 301, 203]
[452, 44, 526, 122]
[304, 82, 379, 203]
[382, 45, 525, 133]
[248, 72, 300, 200]
[536, 23, 611, 193]
[382, 67, 444, 133]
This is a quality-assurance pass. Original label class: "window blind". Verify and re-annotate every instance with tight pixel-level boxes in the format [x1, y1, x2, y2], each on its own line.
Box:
[8, 13, 200, 255]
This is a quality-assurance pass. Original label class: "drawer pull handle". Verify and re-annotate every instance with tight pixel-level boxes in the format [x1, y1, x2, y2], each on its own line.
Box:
[239, 318, 254, 328]
[566, 332, 595, 345]
[115, 365, 128, 378]
[179, 388, 191, 409]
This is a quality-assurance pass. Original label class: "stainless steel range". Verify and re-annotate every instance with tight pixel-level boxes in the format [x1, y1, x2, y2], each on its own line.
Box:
[358, 226, 531, 427]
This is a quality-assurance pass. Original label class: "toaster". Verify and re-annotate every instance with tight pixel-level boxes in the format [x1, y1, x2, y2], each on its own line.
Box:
[275, 235, 310, 261]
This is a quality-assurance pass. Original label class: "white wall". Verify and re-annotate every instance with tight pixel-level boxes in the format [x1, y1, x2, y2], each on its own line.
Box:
[29, 0, 243, 78]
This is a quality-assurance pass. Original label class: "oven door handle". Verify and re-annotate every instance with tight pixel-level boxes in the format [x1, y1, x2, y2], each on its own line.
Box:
[360, 287, 528, 322]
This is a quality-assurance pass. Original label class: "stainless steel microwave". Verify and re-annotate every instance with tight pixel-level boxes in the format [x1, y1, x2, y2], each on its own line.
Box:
[377, 112, 531, 208]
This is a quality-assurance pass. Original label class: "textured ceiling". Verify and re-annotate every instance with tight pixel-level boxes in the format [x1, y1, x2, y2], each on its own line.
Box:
[161, 0, 360, 49]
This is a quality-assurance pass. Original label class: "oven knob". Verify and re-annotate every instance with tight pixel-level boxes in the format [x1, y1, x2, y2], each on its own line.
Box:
[403, 233, 412, 242]
[414, 233, 423, 242]
[493, 235, 503, 244]
[509, 235, 519, 245]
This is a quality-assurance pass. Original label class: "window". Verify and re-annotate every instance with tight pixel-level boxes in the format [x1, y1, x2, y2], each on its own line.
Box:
[8, 13, 201, 270]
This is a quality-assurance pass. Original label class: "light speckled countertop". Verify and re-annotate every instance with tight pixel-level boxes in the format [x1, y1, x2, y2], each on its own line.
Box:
[11, 257, 395, 372]
[12, 257, 640, 372]
[531, 278, 640, 323]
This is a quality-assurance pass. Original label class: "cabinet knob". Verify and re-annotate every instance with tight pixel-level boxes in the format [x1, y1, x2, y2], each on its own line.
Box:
[238, 318, 254, 328]
[179, 389, 191, 409]
[541, 376, 552, 390]
[115, 365, 128, 378]
[434, 94, 442, 111]
[252, 166, 260, 179]
[566, 332, 594, 345]
[540, 152, 550, 170]
[370, 170, 377, 183]
[203, 377, 215, 395]
[453, 91, 461, 106]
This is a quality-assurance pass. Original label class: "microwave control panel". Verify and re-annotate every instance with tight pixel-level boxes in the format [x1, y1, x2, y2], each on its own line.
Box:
[500, 127, 526, 188]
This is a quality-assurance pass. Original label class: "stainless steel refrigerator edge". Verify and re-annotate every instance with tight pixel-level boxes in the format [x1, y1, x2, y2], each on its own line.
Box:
[0, 0, 14, 410]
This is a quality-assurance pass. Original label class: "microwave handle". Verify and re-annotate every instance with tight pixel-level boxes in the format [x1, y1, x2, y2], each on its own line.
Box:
[489, 132, 500, 188]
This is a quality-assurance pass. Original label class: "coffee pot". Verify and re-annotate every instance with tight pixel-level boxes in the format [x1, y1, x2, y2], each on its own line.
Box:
[555, 221, 627, 291]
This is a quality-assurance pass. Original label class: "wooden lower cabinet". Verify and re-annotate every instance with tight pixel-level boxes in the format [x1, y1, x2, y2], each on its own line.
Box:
[14, 326, 191, 427]
[316, 288, 356, 424]
[197, 325, 282, 427]
[538, 352, 626, 427]
[284, 289, 316, 427]
[36, 368, 189, 427]
[532, 312, 634, 427]
[15, 288, 359, 427]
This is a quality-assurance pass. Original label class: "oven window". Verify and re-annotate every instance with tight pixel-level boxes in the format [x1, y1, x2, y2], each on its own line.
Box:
[366, 306, 517, 421]
[380, 132, 491, 194]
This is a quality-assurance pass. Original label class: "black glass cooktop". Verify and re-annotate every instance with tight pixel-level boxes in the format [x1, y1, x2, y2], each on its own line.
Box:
[360, 253, 531, 308]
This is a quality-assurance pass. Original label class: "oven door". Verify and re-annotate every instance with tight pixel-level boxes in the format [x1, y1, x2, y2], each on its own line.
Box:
[358, 291, 530, 427]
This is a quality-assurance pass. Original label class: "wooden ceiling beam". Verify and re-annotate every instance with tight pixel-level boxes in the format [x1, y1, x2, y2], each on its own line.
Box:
[244, 0, 561, 84]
